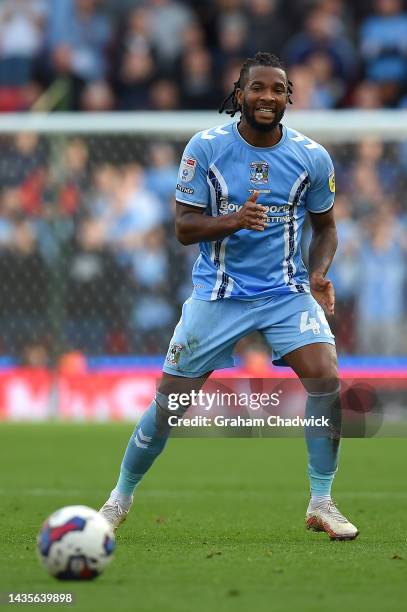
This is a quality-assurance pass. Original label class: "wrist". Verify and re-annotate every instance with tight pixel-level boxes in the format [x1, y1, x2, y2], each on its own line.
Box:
[310, 271, 325, 281]
[230, 212, 243, 231]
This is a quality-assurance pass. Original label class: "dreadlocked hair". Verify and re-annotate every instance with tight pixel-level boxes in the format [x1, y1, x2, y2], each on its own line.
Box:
[219, 52, 293, 117]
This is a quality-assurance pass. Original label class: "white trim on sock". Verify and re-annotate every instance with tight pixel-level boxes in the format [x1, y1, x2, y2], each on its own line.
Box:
[109, 488, 133, 511]
[309, 495, 332, 511]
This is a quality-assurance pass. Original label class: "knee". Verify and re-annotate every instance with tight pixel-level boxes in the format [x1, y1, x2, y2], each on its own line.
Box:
[303, 354, 339, 394]
[308, 347, 338, 378]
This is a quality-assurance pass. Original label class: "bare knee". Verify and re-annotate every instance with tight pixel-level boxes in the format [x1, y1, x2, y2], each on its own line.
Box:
[285, 344, 339, 393]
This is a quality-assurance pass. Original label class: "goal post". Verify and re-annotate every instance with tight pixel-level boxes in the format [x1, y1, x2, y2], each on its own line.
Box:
[0, 110, 407, 141]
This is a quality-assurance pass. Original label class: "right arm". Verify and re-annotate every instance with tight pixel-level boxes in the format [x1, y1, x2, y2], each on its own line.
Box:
[175, 192, 268, 245]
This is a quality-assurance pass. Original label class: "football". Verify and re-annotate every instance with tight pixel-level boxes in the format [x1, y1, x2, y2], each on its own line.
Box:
[37, 505, 115, 580]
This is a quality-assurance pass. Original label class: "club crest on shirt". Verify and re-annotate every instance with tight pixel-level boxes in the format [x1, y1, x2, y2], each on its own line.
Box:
[250, 161, 269, 184]
[166, 343, 184, 365]
[180, 157, 197, 182]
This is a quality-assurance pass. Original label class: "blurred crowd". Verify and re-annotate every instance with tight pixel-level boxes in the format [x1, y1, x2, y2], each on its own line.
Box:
[1, 0, 407, 112]
[0, 131, 407, 363]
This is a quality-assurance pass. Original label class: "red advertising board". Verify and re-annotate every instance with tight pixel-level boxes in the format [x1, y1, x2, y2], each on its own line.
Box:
[0, 367, 405, 421]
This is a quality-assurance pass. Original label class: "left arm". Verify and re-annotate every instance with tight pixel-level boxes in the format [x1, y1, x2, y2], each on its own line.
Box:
[308, 207, 338, 316]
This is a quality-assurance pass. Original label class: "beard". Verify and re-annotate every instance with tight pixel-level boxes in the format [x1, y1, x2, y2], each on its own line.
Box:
[242, 99, 285, 133]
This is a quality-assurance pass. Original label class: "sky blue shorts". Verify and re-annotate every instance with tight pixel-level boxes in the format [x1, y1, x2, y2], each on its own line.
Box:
[163, 293, 335, 377]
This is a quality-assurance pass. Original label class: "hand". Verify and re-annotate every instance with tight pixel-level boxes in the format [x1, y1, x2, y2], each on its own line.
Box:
[235, 191, 268, 231]
[310, 272, 335, 316]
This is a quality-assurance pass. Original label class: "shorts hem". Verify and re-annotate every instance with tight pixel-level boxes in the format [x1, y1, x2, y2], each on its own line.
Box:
[272, 337, 336, 367]
[163, 361, 235, 378]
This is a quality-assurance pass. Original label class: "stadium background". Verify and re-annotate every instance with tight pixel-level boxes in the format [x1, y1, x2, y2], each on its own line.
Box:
[0, 0, 407, 419]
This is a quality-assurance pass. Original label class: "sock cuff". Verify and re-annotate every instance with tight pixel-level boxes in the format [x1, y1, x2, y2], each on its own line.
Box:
[307, 386, 340, 398]
[155, 391, 188, 416]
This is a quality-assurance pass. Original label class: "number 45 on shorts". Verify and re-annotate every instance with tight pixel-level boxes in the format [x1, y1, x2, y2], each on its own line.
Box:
[300, 309, 333, 337]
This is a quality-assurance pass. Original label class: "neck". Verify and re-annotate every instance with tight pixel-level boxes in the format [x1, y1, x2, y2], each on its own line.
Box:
[237, 120, 283, 147]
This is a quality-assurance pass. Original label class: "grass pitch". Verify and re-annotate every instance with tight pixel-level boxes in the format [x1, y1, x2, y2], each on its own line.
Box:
[0, 424, 406, 611]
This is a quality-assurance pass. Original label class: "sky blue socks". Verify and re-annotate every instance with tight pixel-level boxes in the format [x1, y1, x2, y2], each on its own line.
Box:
[305, 389, 341, 497]
[114, 398, 170, 499]
[110, 388, 341, 506]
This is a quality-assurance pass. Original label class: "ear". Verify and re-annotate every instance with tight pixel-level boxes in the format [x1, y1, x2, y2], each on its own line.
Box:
[235, 87, 244, 107]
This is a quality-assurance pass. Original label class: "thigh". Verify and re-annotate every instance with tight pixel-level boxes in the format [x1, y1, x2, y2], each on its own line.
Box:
[283, 342, 339, 393]
[261, 292, 336, 367]
[163, 297, 253, 377]
[158, 371, 212, 396]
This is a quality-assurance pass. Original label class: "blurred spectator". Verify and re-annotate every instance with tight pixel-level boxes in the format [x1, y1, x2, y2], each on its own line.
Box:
[215, 10, 250, 69]
[148, 0, 195, 67]
[305, 50, 344, 107]
[58, 138, 90, 217]
[219, 58, 243, 102]
[0, 133, 46, 190]
[356, 211, 406, 354]
[342, 155, 384, 222]
[87, 163, 120, 218]
[355, 138, 403, 195]
[179, 20, 207, 55]
[21, 341, 50, 367]
[47, 0, 112, 107]
[149, 79, 180, 110]
[351, 79, 383, 108]
[360, 0, 407, 84]
[342, 138, 403, 220]
[246, 0, 289, 57]
[145, 144, 179, 221]
[102, 164, 163, 265]
[0, 0, 48, 86]
[58, 350, 87, 374]
[64, 217, 125, 354]
[115, 48, 155, 110]
[0, 219, 49, 355]
[179, 47, 219, 109]
[116, 6, 156, 58]
[283, 6, 357, 84]
[80, 80, 115, 111]
[329, 195, 359, 352]
[0, 187, 25, 247]
[128, 226, 174, 353]
[319, 0, 355, 29]
[288, 64, 326, 110]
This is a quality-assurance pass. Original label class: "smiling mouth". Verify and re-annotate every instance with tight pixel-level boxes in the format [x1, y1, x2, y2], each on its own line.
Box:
[255, 108, 275, 116]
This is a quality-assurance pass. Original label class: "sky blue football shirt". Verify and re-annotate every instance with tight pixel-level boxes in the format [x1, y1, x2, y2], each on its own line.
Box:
[175, 121, 335, 300]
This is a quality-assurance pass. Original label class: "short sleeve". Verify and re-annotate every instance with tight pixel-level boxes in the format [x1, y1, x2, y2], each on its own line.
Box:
[175, 134, 210, 209]
[306, 147, 335, 214]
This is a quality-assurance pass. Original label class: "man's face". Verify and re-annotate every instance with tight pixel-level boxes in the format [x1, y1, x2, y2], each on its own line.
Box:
[236, 65, 288, 132]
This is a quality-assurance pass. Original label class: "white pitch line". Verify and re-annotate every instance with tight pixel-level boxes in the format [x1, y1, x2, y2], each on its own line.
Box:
[0, 489, 406, 499]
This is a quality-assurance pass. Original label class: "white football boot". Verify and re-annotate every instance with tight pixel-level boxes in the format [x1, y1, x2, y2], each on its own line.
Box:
[306, 500, 359, 541]
[99, 499, 131, 533]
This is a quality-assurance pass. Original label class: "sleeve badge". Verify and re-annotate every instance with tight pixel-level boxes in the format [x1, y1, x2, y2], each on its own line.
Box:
[180, 157, 197, 182]
[329, 171, 335, 193]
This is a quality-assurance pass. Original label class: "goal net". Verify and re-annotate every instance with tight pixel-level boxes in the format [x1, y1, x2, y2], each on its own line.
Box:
[0, 110, 406, 364]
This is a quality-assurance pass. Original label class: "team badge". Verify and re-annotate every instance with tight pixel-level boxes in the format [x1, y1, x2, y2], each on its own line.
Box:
[166, 343, 184, 365]
[250, 161, 269, 184]
[329, 171, 335, 193]
[180, 157, 197, 182]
